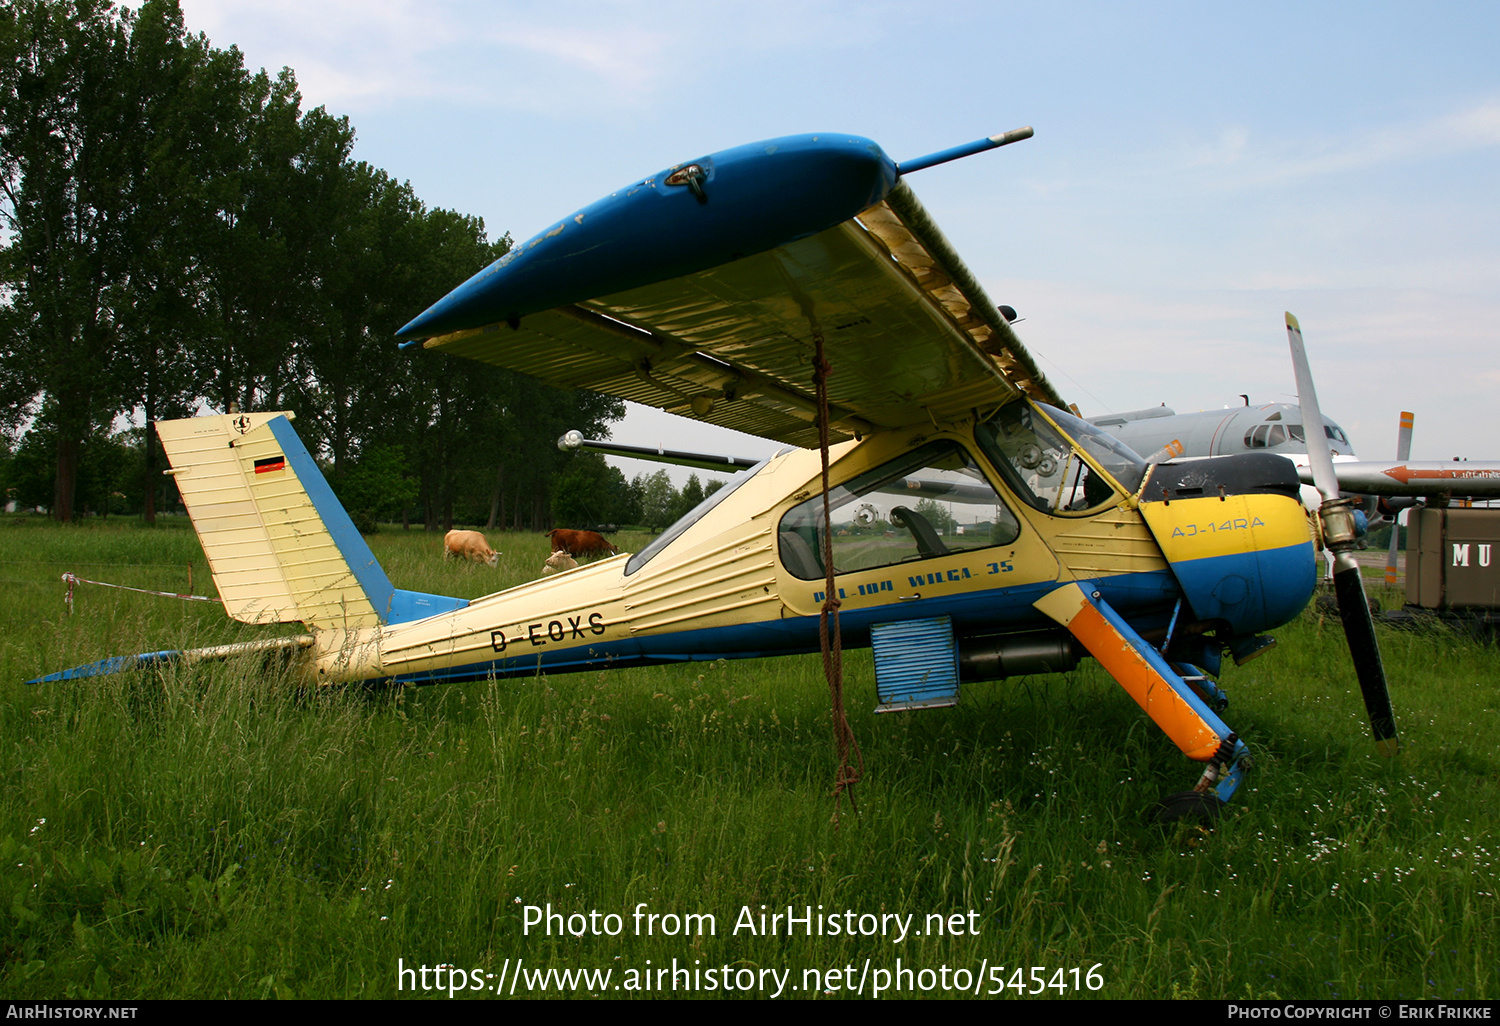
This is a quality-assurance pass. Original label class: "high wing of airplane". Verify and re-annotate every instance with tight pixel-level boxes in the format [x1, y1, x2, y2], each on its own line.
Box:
[30, 128, 1394, 821]
[396, 131, 1063, 447]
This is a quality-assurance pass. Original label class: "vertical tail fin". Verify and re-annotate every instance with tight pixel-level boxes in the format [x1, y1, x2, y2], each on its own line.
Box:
[157, 412, 464, 630]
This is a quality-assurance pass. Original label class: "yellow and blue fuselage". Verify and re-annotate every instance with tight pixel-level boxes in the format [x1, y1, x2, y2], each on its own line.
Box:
[302, 417, 1315, 712]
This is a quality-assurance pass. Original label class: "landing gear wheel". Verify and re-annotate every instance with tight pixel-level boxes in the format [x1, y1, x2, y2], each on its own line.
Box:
[1152, 791, 1226, 824]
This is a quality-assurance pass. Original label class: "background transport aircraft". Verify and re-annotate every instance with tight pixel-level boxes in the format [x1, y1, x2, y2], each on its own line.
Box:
[1085, 397, 1500, 503]
[1081, 370, 1500, 604]
[1087, 402, 1355, 462]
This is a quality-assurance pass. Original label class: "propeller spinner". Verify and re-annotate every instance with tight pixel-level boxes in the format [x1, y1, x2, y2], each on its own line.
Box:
[1285, 313, 1399, 757]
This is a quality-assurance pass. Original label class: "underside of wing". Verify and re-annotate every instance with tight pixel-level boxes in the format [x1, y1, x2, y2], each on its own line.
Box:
[413, 180, 1061, 448]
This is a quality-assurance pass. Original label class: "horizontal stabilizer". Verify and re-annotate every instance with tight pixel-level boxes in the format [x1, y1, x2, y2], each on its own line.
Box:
[27, 636, 314, 684]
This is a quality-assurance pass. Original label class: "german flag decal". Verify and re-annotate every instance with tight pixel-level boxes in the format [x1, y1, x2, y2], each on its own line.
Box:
[254, 455, 287, 474]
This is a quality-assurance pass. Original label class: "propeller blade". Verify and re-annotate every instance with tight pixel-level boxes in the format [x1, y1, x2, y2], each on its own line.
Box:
[1285, 313, 1341, 504]
[1394, 410, 1415, 463]
[1285, 313, 1399, 756]
[1385, 411, 1413, 586]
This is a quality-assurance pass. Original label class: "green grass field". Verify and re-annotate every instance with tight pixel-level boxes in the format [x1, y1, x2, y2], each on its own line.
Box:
[1, 518, 1495, 999]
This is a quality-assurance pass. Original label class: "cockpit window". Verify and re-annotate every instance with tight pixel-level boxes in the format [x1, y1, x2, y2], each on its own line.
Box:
[777, 441, 1021, 581]
[624, 455, 776, 576]
[975, 401, 1146, 514]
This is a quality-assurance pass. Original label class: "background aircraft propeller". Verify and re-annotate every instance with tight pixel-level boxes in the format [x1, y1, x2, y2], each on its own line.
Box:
[1286, 313, 1399, 757]
[1386, 411, 1415, 586]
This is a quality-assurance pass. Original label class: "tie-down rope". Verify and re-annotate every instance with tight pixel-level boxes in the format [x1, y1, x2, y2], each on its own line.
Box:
[813, 331, 864, 820]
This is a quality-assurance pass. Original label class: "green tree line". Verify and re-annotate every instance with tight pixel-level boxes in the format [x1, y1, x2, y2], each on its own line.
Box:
[0, 0, 622, 529]
[550, 459, 725, 534]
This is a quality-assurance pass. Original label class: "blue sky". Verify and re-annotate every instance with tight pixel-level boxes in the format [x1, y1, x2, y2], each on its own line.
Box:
[177, 0, 1500, 481]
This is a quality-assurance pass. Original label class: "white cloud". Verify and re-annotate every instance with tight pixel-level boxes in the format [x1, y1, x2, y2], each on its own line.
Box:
[1439, 99, 1500, 146]
[177, 0, 679, 111]
[175, 0, 887, 116]
[1181, 98, 1500, 189]
[1186, 125, 1250, 168]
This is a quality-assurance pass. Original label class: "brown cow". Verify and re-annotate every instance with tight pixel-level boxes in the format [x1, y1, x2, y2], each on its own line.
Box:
[444, 529, 499, 567]
[546, 528, 618, 559]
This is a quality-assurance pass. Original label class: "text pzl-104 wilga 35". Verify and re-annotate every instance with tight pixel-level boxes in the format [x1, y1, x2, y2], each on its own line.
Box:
[33, 128, 1398, 820]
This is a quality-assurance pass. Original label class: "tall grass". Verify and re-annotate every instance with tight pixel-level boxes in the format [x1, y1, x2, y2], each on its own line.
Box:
[1, 519, 1495, 998]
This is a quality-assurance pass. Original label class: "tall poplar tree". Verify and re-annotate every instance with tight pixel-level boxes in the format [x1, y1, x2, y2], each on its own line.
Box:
[112, 0, 242, 521]
[0, 0, 131, 520]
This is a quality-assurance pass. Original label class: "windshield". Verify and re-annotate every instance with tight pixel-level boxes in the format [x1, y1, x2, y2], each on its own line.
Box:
[975, 401, 1147, 514]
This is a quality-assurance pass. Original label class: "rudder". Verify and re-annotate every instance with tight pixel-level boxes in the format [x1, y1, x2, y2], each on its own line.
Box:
[157, 412, 464, 629]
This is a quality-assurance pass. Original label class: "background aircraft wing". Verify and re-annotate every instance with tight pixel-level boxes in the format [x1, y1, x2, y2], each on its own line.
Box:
[1299, 461, 1500, 497]
[417, 182, 1062, 448]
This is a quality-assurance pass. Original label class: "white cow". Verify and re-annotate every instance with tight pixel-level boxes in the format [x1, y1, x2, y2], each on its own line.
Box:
[541, 549, 578, 575]
[443, 529, 499, 567]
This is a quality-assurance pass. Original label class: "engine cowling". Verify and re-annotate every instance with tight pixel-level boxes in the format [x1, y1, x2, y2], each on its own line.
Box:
[1137, 454, 1316, 637]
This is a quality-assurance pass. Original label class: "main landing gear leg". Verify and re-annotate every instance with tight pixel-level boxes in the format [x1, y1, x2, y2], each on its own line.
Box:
[1033, 583, 1253, 822]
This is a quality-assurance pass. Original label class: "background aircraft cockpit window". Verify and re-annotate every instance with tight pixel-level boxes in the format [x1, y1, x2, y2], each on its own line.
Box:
[1245, 424, 1289, 448]
[777, 441, 1021, 581]
[976, 402, 1146, 515]
[1285, 423, 1351, 448]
